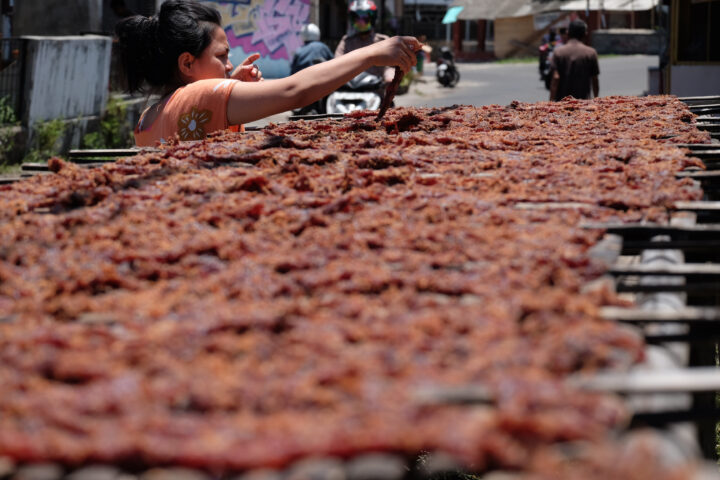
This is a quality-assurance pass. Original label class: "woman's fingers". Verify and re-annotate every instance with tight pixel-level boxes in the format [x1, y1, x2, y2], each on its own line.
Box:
[241, 53, 261, 65]
[396, 44, 414, 72]
[370, 36, 422, 72]
[394, 37, 419, 72]
[403, 47, 415, 67]
[400, 36, 422, 53]
[396, 55, 410, 73]
[231, 63, 263, 82]
[230, 53, 263, 82]
[244, 65, 262, 81]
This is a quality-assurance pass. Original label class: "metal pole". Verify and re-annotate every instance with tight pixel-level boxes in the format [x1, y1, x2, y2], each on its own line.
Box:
[650, 0, 655, 30]
[17, 37, 26, 124]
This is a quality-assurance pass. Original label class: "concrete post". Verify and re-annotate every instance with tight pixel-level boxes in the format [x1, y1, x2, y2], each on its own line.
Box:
[21, 35, 112, 153]
[22, 35, 111, 125]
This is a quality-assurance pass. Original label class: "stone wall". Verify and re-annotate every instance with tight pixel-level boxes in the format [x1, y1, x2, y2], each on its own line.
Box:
[591, 29, 663, 55]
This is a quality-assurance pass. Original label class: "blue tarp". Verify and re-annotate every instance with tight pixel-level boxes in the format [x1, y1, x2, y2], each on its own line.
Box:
[442, 6, 464, 24]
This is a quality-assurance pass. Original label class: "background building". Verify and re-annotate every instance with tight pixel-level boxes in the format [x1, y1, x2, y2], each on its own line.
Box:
[448, 0, 662, 60]
[661, 0, 719, 96]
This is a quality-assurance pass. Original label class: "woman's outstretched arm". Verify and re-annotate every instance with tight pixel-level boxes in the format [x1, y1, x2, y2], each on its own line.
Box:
[226, 36, 420, 126]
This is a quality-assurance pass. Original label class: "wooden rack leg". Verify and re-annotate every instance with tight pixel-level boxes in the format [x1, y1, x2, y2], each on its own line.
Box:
[688, 335, 719, 460]
[686, 256, 720, 459]
[668, 214, 720, 460]
[686, 208, 720, 459]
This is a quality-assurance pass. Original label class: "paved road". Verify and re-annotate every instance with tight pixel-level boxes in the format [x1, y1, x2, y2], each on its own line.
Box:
[397, 54, 659, 108]
[248, 55, 658, 127]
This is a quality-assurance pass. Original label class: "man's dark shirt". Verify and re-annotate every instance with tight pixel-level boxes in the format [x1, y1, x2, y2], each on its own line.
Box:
[551, 39, 599, 100]
[291, 41, 334, 75]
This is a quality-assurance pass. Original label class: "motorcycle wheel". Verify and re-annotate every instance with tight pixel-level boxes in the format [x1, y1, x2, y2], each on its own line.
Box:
[449, 69, 460, 88]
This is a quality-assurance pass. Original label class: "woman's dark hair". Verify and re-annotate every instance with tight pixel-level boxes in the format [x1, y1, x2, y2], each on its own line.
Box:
[115, 0, 222, 93]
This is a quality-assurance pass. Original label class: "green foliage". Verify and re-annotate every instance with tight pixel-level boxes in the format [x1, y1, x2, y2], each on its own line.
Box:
[400, 70, 415, 88]
[0, 162, 20, 175]
[495, 56, 538, 64]
[24, 119, 66, 163]
[395, 70, 416, 96]
[82, 96, 133, 149]
[0, 96, 18, 125]
[0, 97, 19, 166]
[0, 128, 16, 167]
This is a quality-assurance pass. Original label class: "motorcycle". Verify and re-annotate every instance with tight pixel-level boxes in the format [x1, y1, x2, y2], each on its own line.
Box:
[324, 71, 384, 115]
[436, 46, 459, 88]
[292, 98, 326, 117]
[538, 41, 557, 90]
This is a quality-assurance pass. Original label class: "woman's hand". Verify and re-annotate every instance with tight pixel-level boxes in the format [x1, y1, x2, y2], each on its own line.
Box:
[369, 36, 422, 74]
[231, 53, 263, 82]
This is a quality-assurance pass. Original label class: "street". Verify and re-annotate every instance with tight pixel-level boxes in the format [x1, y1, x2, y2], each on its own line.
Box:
[248, 55, 659, 127]
[397, 54, 659, 108]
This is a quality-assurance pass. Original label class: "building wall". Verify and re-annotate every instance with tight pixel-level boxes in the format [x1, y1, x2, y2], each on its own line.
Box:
[493, 15, 536, 59]
[22, 36, 111, 125]
[15, 0, 103, 35]
[18, 0, 316, 80]
[592, 29, 662, 55]
[670, 65, 720, 97]
[202, 0, 311, 79]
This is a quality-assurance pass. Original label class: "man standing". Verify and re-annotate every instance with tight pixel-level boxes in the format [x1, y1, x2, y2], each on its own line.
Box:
[549, 19, 599, 101]
[335, 0, 393, 83]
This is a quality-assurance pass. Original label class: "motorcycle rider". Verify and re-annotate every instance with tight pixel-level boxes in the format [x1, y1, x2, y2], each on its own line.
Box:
[436, 45, 459, 87]
[538, 28, 558, 82]
[335, 0, 394, 84]
[290, 24, 335, 115]
[291, 23, 334, 75]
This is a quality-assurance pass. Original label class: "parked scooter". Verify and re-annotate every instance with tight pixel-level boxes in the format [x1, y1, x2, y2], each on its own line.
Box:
[292, 96, 327, 117]
[538, 42, 555, 90]
[436, 46, 459, 88]
[325, 71, 384, 114]
[538, 29, 561, 90]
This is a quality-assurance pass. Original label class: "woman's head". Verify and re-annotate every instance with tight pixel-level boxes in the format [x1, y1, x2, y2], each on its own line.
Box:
[116, 0, 227, 93]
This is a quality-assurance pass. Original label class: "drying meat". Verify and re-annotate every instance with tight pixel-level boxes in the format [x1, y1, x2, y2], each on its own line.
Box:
[0, 96, 709, 477]
[376, 66, 402, 121]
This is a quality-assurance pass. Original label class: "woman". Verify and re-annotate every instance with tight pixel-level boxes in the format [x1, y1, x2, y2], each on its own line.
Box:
[116, 0, 420, 146]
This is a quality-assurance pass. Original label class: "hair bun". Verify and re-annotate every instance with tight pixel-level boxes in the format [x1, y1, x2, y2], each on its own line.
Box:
[115, 0, 222, 93]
